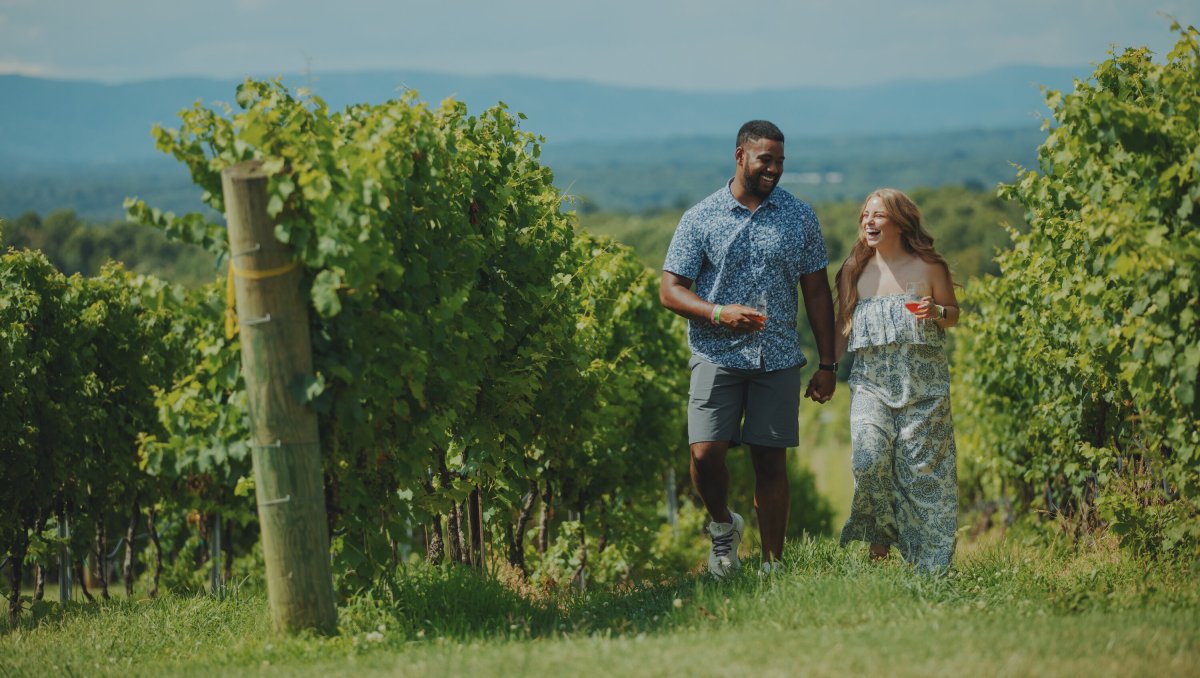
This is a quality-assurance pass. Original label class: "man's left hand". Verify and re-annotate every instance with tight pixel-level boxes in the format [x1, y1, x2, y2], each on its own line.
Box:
[805, 369, 836, 404]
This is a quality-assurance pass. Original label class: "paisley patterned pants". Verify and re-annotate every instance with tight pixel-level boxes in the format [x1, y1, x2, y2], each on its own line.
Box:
[840, 385, 958, 571]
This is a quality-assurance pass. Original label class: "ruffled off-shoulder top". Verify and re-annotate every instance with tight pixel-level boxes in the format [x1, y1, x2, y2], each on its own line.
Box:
[846, 295, 946, 352]
[846, 295, 949, 405]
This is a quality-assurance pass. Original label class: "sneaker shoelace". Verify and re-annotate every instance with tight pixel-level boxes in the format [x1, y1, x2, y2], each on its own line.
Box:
[711, 530, 735, 558]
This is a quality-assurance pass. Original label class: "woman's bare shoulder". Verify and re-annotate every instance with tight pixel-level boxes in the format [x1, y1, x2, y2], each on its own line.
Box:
[919, 257, 952, 282]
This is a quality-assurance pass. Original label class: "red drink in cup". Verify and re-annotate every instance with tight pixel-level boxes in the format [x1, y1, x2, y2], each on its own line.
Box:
[905, 282, 930, 322]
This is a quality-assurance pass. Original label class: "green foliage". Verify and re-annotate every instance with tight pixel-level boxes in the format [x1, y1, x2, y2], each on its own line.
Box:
[520, 232, 689, 538]
[126, 78, 692, 593]
[955, 25, 1200, 558]
[138, 276, 255, 534]
[0, 243, 188, 609]
[0, 249, 71, 583]
[145, 529, 263, 596]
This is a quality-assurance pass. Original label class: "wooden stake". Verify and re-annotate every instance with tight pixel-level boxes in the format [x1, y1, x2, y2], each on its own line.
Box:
[58, 513, 71, 603]
[124, 498, 139, 597]
[145, 508, 161, 599]
[222, 161, 337, 635]
[468, 487, 483, 571]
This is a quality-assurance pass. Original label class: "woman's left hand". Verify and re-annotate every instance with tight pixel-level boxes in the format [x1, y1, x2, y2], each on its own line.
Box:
[805, 370, 836, 403]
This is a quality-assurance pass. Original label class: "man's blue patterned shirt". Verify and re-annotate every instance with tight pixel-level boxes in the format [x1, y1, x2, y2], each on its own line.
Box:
[663, 180, 828, 371]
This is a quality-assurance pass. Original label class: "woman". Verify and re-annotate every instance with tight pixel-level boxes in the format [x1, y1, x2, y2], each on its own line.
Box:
[834, 188, 959, 571]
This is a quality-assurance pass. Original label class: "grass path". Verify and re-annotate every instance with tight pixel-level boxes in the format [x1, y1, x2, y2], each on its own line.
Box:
[3, 534, 1197, 677]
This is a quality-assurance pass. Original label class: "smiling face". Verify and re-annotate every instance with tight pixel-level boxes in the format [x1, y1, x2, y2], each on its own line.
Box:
[860, 195, 900, 250]
[735, 137, 784, 200]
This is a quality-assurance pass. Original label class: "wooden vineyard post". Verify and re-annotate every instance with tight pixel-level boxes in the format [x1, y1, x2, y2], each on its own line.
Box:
[58, 514, 71, 603]
[665, 467, 679, 540]
[222, 160, 337, 635]
[209, 514, 222, 598]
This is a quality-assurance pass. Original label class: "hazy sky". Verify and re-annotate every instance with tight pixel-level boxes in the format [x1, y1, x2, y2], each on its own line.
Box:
[1, 0, 1196, 91]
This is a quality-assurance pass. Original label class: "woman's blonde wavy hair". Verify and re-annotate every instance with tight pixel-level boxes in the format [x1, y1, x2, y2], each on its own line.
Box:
[835, 188, 954, 336]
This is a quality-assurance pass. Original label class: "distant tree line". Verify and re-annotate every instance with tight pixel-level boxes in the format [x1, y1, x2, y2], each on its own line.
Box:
[579, 183, 1027, 281]
[4, 184, 1024, 295]
[0, 211, 215, 288]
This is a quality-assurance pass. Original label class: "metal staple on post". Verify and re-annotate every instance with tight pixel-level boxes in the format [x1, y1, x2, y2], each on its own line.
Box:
[248, 439, 319, 450]
[232, 243, 262, 257]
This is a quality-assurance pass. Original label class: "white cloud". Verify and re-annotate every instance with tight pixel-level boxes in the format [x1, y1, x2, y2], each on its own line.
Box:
[0, 59, 59, 76]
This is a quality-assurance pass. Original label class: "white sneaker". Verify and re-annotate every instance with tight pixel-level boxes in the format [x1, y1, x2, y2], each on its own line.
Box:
[759, 560, 784, 576]
[706, 511, 744, 577]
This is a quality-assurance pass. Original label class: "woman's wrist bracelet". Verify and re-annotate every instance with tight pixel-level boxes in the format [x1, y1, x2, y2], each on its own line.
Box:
[711, 304, 724, 326]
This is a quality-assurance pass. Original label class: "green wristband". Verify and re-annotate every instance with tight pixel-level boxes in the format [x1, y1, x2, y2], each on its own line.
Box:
[712, 304, 724, 326]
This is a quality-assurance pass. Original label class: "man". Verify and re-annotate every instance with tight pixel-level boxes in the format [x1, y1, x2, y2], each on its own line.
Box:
[660, 120, 837, 577]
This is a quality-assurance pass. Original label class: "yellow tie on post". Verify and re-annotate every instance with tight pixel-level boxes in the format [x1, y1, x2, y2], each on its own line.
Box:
[225, 258, 301, 340]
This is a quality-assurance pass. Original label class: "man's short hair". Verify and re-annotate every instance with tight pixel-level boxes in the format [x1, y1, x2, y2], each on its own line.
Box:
[737, 120, 784, 147]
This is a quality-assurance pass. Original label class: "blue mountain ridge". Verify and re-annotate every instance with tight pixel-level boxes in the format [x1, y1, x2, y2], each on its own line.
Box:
[0, 65, 1081, 167]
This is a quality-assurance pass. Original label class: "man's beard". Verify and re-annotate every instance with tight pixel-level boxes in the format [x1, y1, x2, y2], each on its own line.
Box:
[742, 171, 775, 199]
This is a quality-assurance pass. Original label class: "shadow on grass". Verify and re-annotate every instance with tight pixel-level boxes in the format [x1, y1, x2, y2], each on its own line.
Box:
[0, 539, 866, 640]
[338, 563, 712, 642]
[0, 577, 264, 636]
[2, 596, 119, 634]
[341, 538, 866, 642]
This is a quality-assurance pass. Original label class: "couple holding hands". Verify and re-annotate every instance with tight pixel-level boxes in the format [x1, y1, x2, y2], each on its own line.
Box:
[660, 120, 960, 576]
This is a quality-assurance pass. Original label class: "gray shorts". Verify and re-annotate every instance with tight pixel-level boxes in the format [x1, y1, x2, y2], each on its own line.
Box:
[687, 355, 802, 448]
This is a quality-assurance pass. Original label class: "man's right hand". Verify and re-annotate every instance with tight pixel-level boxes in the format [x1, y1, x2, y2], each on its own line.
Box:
[659, 272, 765, 331]
[718, 304, 767, 332]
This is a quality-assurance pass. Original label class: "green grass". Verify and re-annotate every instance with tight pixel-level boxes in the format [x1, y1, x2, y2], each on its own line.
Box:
[3, 534, 1197, 677]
